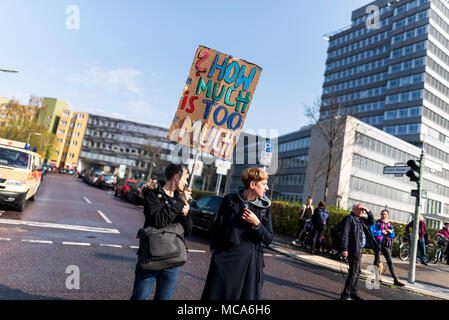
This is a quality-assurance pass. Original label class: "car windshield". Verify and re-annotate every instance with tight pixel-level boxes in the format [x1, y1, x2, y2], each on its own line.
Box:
[0, 147, 30, 169]
[127, 181, 135, 186]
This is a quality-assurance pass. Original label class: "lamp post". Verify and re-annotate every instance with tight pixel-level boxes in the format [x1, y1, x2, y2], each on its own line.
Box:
[0, 68, 18, 73]
[27, 132, 42, 145]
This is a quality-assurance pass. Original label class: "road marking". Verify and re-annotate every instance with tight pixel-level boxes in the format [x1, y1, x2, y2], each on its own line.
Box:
[187, 249, 206, 253]
[63, 242, 91, 247]
[100, 244, 122, 248]
[0, 238, 11, 241]
[0, 218, 120, 234]
[83, 197, 91, 204]
[97, 210, 112, 224]
[130, 246, 139, 249]
[0, 211, 4, 217]
[22, 239, 53, 244]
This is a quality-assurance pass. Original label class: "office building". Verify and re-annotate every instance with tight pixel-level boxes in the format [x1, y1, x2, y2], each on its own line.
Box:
[36, 97, 69, 134]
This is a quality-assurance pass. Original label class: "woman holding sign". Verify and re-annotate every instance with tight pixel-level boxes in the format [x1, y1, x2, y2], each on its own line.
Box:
[201, 167, 273, 300]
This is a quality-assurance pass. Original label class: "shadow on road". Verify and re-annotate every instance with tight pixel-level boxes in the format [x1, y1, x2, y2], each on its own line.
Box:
[92, 252, 136, 263]
[0, 284, 66, 300]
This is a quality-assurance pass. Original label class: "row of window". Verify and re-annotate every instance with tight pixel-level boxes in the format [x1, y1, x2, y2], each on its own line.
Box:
[326, 45, 389, 71]
[426, 198, 442, 215]
[352, 154, 411, 184]
[88, 118, 167, 138]
[429, 25, 449, 54]
[1, 105, 35, 113]
[322, 100, 385, 118]
[279, 137, 311, 153]
[427, 57, 449, 88]
[424, 89, 449, 118]
[387, 73, 424, 89]
[423, 178, 449, 203]
[391, 25, 428, 45]
[346, 198, 410, 224]
[324, 58, 389, 83]
[423, 123, 449, 148]
[393, 9, 429, 30]
[390, 40, 427, 59]
[329, 18, 392, 48]
[383, 123, 421, 135]
[430, 8, 449, 39]
[323, 72, 388, 94]
[360, 115, 384, 126]
[277, 174, 305, 186]
[355, 132, 416, 163]
[385, 106, 422, 120]
[423, 165, 449, 186]
[350, 176, 415, 206]
[423, 142, 449, 165]
[352, 5, 393, 27]
[279, 155, 308, 169]
[54, 151, 76, 159]
[80, 151, 137, 167]
[273, 193, 303, 204]
[84, 139, 173, 152]
[328, 30, 391, 59]
[394, 0, 429, 16]
[425, 72, 449, 99]
[428, 40, 449, 71]
[331, 86, 387, 104]
[389, 56, 426, 74]
[386, 89, 423, 104]
[432, 0, 449, 21]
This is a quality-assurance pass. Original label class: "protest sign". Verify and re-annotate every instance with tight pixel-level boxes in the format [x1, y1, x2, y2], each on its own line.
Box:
[168, 45, 262, 160]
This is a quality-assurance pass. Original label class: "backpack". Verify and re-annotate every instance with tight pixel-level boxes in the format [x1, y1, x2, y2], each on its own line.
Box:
[315, 208, 329, 228]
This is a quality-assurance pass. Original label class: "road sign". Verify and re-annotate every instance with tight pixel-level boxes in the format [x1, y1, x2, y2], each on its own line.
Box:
[383, 166, 410, 175]
[260, 141, 273, 167]
[411, 190, 427, 198]
[118, 164, 126, 179]
[215, 159, 232, 176]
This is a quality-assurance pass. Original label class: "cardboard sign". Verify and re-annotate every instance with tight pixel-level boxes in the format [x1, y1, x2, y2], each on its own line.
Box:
[168, 45, 262, 160]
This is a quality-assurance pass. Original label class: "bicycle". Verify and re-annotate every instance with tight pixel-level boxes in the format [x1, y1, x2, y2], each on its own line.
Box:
[399, 234, 435, 263]
[433, 234, 448, 264]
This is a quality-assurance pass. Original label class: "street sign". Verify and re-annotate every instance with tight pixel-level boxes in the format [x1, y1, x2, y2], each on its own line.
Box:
[411, 190, 427, 198]
[118, 164, 126, 179]
[260, 141, 273, 167]
[186, 158, 203, 176]
[383, 166, 410, 175]
[215, 159, 232, 176]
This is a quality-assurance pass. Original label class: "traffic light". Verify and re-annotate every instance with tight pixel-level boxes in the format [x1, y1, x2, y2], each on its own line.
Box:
[406, 159, 421, 183]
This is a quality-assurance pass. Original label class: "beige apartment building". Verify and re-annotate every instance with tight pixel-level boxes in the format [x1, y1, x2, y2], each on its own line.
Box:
[49, 110, 89, 169]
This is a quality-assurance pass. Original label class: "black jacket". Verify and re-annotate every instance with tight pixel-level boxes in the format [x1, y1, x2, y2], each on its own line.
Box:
[141, 181, 192, 237]
[340, 211, 377, 257]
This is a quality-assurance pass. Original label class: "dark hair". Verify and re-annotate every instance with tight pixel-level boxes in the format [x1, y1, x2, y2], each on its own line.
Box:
[381, 209, 390, 215]
[318, 201, 326, 208]
[165, 163, 188, 181]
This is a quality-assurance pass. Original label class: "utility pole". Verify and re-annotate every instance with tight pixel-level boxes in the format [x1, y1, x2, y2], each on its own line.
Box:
[406, 149, 425, 284]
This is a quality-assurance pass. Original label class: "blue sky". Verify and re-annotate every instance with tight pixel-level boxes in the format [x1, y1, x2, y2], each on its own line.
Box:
[0, 0, 370, 137]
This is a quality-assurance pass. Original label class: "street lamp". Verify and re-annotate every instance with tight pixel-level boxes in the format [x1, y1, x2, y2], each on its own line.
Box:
[0, 68, 19, 73]
[27, 132, 42, 145]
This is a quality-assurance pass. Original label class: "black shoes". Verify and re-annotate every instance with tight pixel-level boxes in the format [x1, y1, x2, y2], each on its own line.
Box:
[422, 261, 428, 266]
[349, 294, 364, 300]
[394, 278, 406, 287]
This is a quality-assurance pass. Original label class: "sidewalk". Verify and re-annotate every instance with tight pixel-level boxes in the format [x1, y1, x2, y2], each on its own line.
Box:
[267, 233, 449, 300]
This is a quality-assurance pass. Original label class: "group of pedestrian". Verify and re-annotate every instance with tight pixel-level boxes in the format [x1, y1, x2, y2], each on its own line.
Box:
[131, 164, 273, 300]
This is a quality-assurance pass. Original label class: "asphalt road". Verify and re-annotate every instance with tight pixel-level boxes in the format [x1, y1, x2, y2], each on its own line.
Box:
[0, 174, 436, 300]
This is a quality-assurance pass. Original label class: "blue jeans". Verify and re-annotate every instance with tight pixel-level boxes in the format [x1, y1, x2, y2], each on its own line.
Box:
[131, 267, 179, 300]
[418, 238, 426, 263]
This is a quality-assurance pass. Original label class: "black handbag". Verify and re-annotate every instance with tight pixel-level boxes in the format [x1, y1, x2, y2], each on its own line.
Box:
[136, 223, 187, 271]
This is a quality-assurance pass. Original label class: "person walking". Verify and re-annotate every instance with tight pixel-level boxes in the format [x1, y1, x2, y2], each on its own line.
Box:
[370, 209, 405, 287]
[406, 215, 427, 265]
[292, 196, 314, 245]
[310, 201, 329, 254]
[130, 164, 192, 300]
[437, 222, 449, 265]
[339, 204, 376, 300]
[201, 167, 273, 300]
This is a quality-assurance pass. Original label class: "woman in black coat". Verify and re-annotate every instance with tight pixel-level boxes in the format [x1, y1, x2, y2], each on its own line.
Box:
[201, 167, 273, 300]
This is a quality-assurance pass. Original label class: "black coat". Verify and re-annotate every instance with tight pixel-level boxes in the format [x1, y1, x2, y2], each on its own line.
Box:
[201, 192, 273, 300]
[340, 211, 377, 257]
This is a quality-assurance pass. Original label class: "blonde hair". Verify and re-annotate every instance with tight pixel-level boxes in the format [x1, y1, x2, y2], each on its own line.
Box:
[241, 167, 269, 189]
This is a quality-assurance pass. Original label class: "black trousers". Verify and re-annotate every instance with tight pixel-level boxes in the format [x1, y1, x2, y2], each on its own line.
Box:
[341, 254, 361, 299]
[373, 244, 397, 279]
[311, 228, 324, 252]
[295, 219, 306, 239]
[445, 245, 449, 264]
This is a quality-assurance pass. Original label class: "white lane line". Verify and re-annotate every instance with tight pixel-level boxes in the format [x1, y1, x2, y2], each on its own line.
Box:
[97, 210, 112, 224]
[0, 238, 11, 241]
[83, 197, 91, 204]
[187, 249, 206, 253]
[22, 239, 53, 244]
[100, 244, 122, 248]
[130, 246, 139, 249]
[63, 242, 91, 247]
[0, 218, 120, 234]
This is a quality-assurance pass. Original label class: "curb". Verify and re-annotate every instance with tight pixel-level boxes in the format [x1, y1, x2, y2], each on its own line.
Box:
[267, 244, 449, 300]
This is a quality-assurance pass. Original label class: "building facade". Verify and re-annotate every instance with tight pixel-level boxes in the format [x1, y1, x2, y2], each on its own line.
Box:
[37, 98, 68, 134]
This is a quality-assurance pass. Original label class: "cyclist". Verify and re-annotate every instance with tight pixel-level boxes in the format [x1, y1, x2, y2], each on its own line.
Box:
[370, 209, 405, 287]
[437, 223, 449, 265]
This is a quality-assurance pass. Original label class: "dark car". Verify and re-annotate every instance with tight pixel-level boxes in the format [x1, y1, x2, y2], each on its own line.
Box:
[125, 181, 146, 204]
[95, 174, 118, 190]
[114, 179, 137, 198]
[58, 167, 67, 174]
[67, 169, 76, 175]
[88, 171, 105, 185]
[78, 169, 87, 179]
[189, 195, 223, 233]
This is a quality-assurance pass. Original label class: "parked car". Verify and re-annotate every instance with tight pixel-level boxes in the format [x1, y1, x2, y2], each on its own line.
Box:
[189, 195, 223, 234]
[114, 179, 136, 198]
[78, 169, 87, 179]
[95, 174, 118, 190]
[88, 171, 105, 185]
[67, 169, 76, 175]
[58, 167, 67, 174]
[125, 181, 146, 204]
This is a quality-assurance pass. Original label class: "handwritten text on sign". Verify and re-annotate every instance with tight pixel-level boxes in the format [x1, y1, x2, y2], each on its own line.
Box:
[168, 45, 262, 160]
